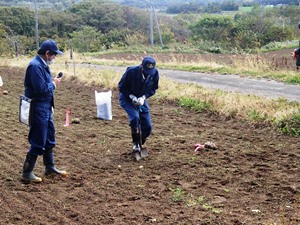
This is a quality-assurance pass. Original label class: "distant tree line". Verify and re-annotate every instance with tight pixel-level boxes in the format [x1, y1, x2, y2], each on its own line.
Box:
[2, 0, 298, 11]
[166, 1, 240, 14]
[0, 0, 300, 56]
[256, 0, 299, 6]
[165, 0, 300, 14]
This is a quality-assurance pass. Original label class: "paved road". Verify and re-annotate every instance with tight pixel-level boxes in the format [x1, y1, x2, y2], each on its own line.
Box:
[86, 64, 300, 102]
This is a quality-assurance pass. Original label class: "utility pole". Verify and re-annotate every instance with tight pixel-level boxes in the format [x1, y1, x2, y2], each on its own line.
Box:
[149, 0, 163, 47]
[70, 39, 76, 76]
[149, 0, 154, 45]
[34, 0, 39, 50]
[153, 4, 163, 46]
[15, 41, 18, 57]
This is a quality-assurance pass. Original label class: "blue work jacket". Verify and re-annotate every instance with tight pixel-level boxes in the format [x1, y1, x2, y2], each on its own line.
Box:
[24, 55, 55, 106]
[118, 65, 159, 101]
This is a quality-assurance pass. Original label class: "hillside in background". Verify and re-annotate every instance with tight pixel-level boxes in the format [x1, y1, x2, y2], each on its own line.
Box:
[0, 0, 225, 10]
[0, 0, 81, 10]
[1, 0, 296, 11]
[0, 0, 299, 56]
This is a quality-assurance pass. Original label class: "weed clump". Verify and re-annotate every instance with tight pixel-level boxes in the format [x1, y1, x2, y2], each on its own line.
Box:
[277, 110, 300, 136]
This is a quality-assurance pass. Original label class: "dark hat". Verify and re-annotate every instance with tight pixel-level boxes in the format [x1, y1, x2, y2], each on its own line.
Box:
[142, 56, 156, 75]
[39, 40, 63, 55]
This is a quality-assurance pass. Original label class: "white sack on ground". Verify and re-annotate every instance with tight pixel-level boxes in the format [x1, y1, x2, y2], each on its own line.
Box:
[95, 90, 112, 120]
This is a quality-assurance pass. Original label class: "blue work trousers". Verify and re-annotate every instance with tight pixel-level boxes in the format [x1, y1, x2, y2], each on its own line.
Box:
[28, 102, 56, 155]
[120, 99, 152, 140]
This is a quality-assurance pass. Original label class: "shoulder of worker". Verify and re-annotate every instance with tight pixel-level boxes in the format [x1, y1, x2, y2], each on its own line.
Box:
[28, 55, 47, 69]
[125, 65, 141, 72]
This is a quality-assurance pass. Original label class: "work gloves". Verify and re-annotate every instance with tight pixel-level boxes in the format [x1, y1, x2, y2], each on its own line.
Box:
[137, 95, 146, 106]
[129, 94, 138, 104]
[129, 94, 146, 106]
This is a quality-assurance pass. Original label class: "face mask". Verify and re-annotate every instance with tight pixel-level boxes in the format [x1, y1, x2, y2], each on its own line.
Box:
[46, 59, 55, 65]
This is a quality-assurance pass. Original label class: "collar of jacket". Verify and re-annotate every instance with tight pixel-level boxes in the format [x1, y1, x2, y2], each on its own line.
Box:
[36, 54, 48, 68]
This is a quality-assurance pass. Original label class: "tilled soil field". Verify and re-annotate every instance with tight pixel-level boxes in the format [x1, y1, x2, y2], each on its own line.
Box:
[0, 64, 299, 225]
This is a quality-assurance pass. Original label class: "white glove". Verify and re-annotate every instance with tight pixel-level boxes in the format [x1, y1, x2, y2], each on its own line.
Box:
[129, 94, 138, 105]
[137, 95, 146, 106]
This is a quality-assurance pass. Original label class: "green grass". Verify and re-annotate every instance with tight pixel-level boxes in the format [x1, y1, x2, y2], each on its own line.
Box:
[261, 40, 299, 52]
[277, 110, 300, 136]
[170, 187, 185, 202]
[247, 109, 268, 122]
[169, 187, 222, 213]
[238, 6, 252, 12]
[286, 75, 300, 84]
[177, 97, 211, 113]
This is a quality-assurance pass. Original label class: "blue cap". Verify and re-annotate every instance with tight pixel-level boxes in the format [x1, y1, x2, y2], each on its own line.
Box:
[39, 40, 63, 55]
[142, 56, 156, 75]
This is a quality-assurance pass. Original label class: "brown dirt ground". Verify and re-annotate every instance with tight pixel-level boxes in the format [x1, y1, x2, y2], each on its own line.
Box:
[0, 51, 300, 225]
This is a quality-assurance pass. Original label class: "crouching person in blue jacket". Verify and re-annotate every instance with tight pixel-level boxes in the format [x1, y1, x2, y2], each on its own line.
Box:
[22, 40, 67, 183]
[118, 56, 159, 153]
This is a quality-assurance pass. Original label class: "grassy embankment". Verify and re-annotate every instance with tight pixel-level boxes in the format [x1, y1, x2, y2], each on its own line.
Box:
[1, 52, 299, 136]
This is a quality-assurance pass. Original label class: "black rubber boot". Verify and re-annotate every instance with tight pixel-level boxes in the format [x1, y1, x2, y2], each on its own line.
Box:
[22, 153, 42, 183]
[43, 149, 68, 176]
[131, 127, 141, 152]
[142, 137, 147, 145]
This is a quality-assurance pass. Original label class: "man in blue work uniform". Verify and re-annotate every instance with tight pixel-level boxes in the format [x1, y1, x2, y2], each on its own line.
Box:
[118, 56, 159, 154]
[22, 40, 67, 183]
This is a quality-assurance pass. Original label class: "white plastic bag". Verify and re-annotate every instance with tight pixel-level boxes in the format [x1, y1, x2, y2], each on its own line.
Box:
[95, 90, 112, 120]
[19, 95, 32, 126]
